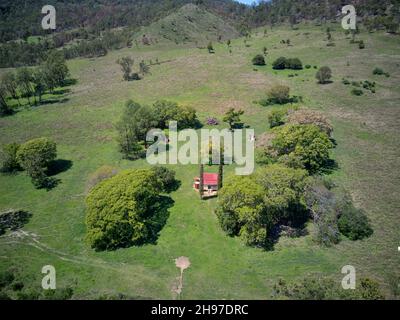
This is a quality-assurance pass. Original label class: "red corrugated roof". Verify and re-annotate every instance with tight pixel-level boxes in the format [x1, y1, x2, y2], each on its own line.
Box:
[203, 173, 218, 185]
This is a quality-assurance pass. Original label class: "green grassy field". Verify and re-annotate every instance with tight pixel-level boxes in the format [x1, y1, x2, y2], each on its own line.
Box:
[0, 23, 399, 299]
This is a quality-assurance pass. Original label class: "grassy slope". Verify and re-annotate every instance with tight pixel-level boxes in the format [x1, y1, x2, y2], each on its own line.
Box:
[0, 23, 399, 299]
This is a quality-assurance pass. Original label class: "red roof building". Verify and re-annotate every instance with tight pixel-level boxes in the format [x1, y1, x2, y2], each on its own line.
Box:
[193, 173, 219, 196]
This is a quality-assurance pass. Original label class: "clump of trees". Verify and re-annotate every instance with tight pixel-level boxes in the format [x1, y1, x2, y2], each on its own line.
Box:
[85, 168, 176, 250]
[252, 54, 266, 66]
[316, 66, 332, 84]
[116, 100, 200, 159]
[216, 164, 308, 248]
[272, 57, 303, 70]
[117, 56, 134, 81]
[272, 276, 384, 300]
[0, 51, 70, 114]
[260, 84, 302, 106]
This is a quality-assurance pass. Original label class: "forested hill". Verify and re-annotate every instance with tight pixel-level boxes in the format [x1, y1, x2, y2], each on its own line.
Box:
[0, 0, 248, 42]
[1, 0, 399, 43]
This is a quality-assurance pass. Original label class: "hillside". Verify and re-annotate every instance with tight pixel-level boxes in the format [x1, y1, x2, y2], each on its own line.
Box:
[136, 4, 239, 45]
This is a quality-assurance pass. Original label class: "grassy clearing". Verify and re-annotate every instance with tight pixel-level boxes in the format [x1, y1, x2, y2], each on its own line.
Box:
[0, 24, 399, 299]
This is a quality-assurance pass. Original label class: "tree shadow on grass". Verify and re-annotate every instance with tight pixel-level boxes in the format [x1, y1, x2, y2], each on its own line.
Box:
[47, 159, 73, 176]
[141, 195, 174, 246]
[320, 159, 339, 175]
[63, 78, 78, 87]
[0, 210, 32, 236]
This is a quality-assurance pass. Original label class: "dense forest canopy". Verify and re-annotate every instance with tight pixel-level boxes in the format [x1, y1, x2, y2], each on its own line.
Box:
[1, 0, 399, 42]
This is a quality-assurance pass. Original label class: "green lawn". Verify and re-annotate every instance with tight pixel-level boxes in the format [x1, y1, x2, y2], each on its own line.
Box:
[0, 24, 399, 299]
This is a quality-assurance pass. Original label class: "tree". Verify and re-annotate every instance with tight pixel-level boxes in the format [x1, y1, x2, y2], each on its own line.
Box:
[207, 42, 214, 53]
[286, 58, 303, 70]
[0, 83, 12, 116]
[268, 109, 287, 128]
[116, 100, 158, 159]
[199, 164, 204, 199]
[272, 124, 334, 173]
[216, 165, 308, 248]
[152, 100, 199, 130]
[252, 54, 266, 66]
[33, 69, 46, 104]
[139, 60, 149, 76]
[1, 72, 21, 106]
[338, 205, 373, 240]
[16, 67, 35, 106]
[42, 51, 69, 88]
[218, 162, 223, 190]
[117, 56, 134, 81]
[223, 108, 244, 130]
[316, 66, 332, 84]
[85, 169, 163, 250]
[16, 137, 57, 188]
[0, 143, 21, 172]
[287, 109, 333, 137]
[151, 166, 179, 193]
[266, 84, 290, 104]
[272, 57, 287, 70]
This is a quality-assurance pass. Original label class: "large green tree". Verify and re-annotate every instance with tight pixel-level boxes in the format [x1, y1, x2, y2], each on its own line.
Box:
[85, 169, 163, 250]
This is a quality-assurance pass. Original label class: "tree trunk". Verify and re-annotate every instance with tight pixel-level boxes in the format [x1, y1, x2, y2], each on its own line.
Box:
[199, 164, 204, 200]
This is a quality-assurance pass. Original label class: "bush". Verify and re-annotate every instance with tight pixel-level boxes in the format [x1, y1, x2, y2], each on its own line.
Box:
[85, 169, 167, 250]
[252, 54, 266, 66]
[373, 67, 384, 75]
[266, 85, 290, 104]
[342, 78, 350, 85]
[286, 58, 303, 70]
[268, 109, 287, 128]
[0, 209, 31, 235]
[1, 143, 21, 173]
[16, 138, 57, 188]
[287, 109, 333, 136]
[316, 66, 332, 84]
[151, 166, 179, 193]
[351, 88, 363, 96]
[86, 165, 119, 193]
[272, 57, 287, 70]
[305, 64, 311, 69]
[359, 40, 365, 49]
[206, 117, 219, 125]
[338, 206, 373, 240]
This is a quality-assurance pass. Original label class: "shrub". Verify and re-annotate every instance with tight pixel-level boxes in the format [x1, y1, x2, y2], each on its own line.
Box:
[1, 143, 21, 173]
[266, 85, 290, 104]
[86, 165, 119, 193]
[342, 78, 350, 85]
[151, 166, 179, 193]
[85, 169, 164, 250]
[316, 66, 332, 84]
[338, 206, 373, 240]
[272, 57, 287, 70]
[206, 117, 219, 125]
[305, 64, 311, 69]
[16, 138, 57, 188]
[359, 40, 365, 49]
[286, 58, 303, 69]
[268, 109, 287, 128]
[0, 209, 32, 235]
[287, 109, 333, 136]
[351, 88, 363, 96]
[373, 67, 384, 75]
[252, 54, 266, 66]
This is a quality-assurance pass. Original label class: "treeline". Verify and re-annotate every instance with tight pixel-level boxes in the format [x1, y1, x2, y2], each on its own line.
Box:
[0, 0, 398, 44]
[0, 51, 69, 116]
[0, 30, 132, 68]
